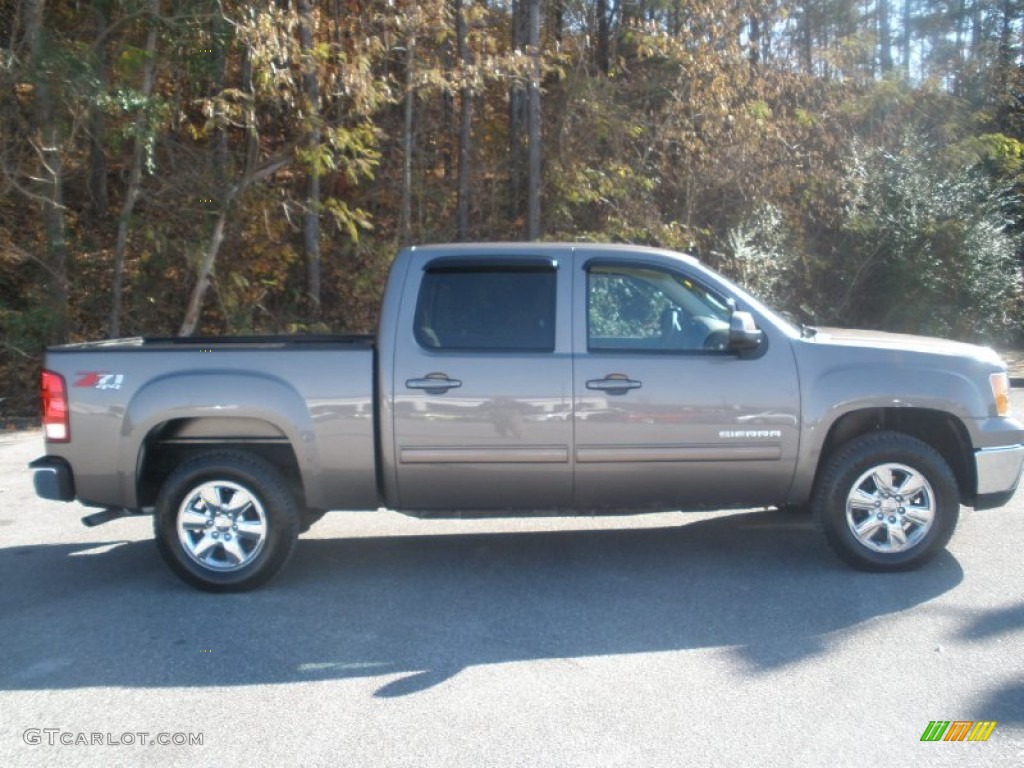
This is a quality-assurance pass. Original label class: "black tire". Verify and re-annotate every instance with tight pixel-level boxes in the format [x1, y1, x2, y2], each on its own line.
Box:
[812, 431, 960, 571]
[154, 451, 300, 591]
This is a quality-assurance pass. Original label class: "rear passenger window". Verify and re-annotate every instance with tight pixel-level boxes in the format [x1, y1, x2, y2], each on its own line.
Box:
[415, 264, 556, 351]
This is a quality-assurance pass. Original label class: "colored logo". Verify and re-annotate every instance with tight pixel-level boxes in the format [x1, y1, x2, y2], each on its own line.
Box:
[920, 720, 997, 742]
[74, 372, 124, 390]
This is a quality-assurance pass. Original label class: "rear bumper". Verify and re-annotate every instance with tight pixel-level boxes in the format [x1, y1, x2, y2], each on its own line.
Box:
[974, 445, 1024, 509]
[29, 456, 75, 502]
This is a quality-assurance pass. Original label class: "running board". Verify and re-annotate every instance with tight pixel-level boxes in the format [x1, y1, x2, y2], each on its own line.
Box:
[81, 508, 138, 527]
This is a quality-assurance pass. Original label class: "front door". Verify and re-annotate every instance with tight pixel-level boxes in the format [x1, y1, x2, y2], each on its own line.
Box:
[572, 250, 801, 510]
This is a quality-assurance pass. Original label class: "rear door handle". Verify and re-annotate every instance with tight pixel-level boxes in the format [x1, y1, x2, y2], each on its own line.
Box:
[586, 374, 642, 394]
[406, 373, 463, 394]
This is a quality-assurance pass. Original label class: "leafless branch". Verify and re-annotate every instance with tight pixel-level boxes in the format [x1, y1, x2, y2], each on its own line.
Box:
[2, 342, 34, 360]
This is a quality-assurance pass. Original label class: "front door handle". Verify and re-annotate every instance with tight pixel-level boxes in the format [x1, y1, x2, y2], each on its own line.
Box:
[406, 373, 463, 394]
[586, 374, 642, 394]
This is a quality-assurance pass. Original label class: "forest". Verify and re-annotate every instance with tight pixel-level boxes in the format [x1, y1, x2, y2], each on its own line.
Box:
[1, 0, 1022, 417]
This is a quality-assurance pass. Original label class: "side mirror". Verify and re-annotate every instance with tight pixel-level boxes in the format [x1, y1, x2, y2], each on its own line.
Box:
[728, 311, 764, 352]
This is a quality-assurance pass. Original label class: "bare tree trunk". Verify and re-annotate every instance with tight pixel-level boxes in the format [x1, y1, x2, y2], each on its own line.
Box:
[399, 33, 416, 245]
[821, 25, 830, 80]
[179, 31, 290, 338]
[110, 0, 160, 338]
[178, 155, 290, 336]
[88, 0, 110, 219]
[526, 0, 541, 240]
[0, 0, 16, 49]
[211, 9, 228, 194]
[182, 4, 229, 338]
[508, 0, 526, 226]
[595, 0, 609, 74]
[180, 208, 230, 337]
[441, 13, 454, 183]
[801, 5, 813, 74]
[551, 0, 563, 43]
[455, 0, 471, 241]
[749, 12, 761, 69]
[970, 0, 983, 62]
[26, 0, 68, 342]
[877, 0, 893, 73]
[998, 0, 1013, 64]
[900, 0, 911, 75]
[996, 0, 1015, 89]
[956, 0, 966, 67]
[297, 0, 322, 316]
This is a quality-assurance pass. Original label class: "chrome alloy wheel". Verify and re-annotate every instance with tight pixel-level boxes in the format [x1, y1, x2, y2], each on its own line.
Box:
[845, 463, 935, 554]
[176, 480, 267, 572]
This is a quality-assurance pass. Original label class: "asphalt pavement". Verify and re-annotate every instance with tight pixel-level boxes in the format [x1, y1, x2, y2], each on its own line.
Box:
[1, 396, 1022, 767]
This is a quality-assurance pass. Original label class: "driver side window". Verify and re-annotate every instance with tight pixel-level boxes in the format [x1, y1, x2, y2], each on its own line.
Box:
[587, 264, 730, 352]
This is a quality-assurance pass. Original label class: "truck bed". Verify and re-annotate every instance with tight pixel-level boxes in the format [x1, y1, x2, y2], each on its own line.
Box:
[40, 335, 380, 513]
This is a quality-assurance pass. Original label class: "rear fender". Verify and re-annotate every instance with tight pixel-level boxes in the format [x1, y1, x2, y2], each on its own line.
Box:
[121, 372, 322, 508]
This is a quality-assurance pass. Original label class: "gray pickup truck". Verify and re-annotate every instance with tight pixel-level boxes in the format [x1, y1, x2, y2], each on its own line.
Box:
[31, 243, 1024, 590]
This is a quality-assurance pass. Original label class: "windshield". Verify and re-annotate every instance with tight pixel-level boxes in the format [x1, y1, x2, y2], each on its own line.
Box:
[690, 262, 801, 338]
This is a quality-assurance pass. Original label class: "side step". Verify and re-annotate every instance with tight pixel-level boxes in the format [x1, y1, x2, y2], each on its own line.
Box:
[82, 508, 141, 527]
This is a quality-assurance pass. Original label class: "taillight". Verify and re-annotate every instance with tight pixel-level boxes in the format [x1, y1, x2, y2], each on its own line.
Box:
[41, 370, 70, 442]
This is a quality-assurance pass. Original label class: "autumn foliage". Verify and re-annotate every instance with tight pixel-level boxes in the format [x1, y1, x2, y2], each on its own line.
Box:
[1, 1, 1022, 417]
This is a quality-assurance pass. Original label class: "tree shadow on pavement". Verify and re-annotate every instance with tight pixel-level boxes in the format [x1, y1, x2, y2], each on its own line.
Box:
[961, 603, 1024, 725]
[0, 509, 963, 697]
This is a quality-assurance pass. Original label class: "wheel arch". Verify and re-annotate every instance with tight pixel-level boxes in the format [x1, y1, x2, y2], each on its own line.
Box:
[137, 417, 307, 510]
[813, 407, 975, 505]
[121, 372, 324, 509]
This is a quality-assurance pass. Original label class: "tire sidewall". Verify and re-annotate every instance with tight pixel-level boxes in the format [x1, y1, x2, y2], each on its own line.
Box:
[815, 433, 959, 571]
[155, 453, 299, 591]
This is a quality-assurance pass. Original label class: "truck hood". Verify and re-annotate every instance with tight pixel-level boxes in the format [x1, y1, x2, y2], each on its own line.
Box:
[808, 327, 1005, 368]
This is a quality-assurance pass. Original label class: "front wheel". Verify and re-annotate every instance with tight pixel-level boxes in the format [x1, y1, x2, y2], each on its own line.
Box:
[154, 451, 300, 591]
[813, 431, 960, 571]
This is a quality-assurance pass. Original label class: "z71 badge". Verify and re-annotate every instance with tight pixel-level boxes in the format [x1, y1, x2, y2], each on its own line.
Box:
[74, 372, 125, 390]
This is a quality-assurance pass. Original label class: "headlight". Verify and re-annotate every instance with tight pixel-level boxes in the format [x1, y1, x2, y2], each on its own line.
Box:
[990, 372, 1010, 417]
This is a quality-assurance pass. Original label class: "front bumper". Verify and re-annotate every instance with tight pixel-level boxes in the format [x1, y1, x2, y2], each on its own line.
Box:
[29, 456, 75, 502]
[974, 445, 1024, 509]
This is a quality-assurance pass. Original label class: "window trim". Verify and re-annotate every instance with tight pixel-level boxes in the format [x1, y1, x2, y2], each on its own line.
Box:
[424, 255, 558, 272]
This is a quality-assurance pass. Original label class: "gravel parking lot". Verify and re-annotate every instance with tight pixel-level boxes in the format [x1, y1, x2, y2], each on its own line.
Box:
[1, 397, 1022, 767]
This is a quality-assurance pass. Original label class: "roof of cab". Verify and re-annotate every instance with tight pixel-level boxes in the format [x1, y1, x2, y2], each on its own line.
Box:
[405, 242, 701, 266]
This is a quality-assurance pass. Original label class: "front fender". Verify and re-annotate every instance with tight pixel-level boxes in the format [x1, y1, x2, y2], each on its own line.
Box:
[791, 363, 984, 502]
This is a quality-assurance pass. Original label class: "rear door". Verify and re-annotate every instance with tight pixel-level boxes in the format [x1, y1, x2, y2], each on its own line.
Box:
[390, 253, 573, 510]
[572, 250, 801, 510]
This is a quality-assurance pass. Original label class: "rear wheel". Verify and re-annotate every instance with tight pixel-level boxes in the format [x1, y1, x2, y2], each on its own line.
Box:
[154, 451, 300, 591]
[813, 431, 960, 571]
